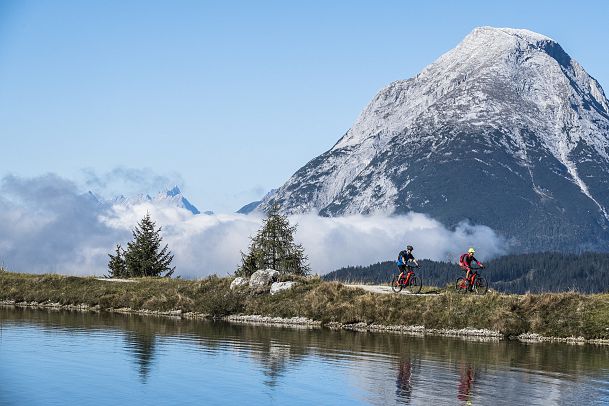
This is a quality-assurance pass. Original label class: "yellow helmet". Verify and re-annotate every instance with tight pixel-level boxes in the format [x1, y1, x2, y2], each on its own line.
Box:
[468, 247, 475, 254]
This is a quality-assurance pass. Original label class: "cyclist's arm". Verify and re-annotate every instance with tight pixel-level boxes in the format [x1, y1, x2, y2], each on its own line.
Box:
[473, 256, 484, 267]
[413, 258, 419, 267]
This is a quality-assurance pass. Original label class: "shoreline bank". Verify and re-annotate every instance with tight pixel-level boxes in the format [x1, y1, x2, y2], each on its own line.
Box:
[2, 271, 609, 344]
[3, 299, 609, 345]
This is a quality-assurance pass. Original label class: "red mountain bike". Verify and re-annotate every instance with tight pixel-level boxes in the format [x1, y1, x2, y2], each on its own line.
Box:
[455, 266, 488, 295]
[391, 265, 422, 294]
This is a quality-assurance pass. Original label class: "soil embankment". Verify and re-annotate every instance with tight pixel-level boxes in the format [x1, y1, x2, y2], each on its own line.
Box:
[1, 271, 609, 343]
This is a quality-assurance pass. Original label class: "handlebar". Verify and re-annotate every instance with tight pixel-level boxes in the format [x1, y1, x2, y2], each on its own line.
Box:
[469, 266, 485, 270]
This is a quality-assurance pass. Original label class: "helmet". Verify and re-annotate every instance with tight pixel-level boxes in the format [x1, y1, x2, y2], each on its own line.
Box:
[407, 245, 414, 251]
[468, 247, 475, 254]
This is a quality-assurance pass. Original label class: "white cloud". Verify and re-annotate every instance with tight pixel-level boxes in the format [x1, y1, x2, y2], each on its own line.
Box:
[100, 204, 262, 277]
[291, 213, 505, 273]
[0, 174, 507, 277]
[0, 174, 127, 275]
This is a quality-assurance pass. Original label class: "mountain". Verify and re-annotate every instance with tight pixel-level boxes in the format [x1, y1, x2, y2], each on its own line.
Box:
[259, 27, 609, 251]
[237, 200, 262, 214]
[237, 189, 277, 214]
[109, 186, 201, 215]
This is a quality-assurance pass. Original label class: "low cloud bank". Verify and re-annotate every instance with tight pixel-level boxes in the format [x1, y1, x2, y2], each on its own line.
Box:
[0, 174, 506, 277]
[292, 213, 505, 274]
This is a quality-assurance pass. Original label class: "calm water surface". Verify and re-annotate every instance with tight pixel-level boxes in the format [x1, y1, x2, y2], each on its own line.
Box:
[1, 307, 609, 405]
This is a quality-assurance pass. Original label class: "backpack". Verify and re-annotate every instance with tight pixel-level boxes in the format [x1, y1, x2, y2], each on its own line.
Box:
[396, 250, 407, 266]
[459, 253, 468, 266]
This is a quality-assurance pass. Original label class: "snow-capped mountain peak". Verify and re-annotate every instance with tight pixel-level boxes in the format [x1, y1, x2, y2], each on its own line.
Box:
[103, 186, 201, 215]
[259, 27, 609, 251]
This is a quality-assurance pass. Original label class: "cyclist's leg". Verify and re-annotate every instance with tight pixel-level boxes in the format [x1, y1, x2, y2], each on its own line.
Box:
[465, 268, 473, 289]
[398, 265, 406, 282]
[462, 267, 470, 283]
[404, 265, 412, 284]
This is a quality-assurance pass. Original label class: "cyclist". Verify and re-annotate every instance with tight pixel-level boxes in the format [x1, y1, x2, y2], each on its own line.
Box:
[459, 248, 484, 289]
[397, 245, 419, 281]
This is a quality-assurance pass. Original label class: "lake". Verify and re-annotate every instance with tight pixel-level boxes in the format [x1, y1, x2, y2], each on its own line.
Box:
[1, 306, 608, 405]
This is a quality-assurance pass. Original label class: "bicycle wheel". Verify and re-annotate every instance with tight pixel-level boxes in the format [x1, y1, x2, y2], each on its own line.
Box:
[455, 277, 468, 294]
[473, 276, 488, 295]
[405, 275, 422, 294]
[391, 275, 403, 293]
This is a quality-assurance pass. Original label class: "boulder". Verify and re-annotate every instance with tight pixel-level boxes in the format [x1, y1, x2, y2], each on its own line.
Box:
[270, 281, 298, 295]
[249, 269, 280, 289]
[230, 277, 249, 290]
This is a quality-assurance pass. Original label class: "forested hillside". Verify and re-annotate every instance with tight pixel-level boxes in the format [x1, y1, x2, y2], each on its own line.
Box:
[323, 252, 609, 294]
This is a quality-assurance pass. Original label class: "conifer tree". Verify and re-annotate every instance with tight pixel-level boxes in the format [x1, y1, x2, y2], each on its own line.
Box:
[123, 213, 175, 277]
[107, 244, 127, 278]
[236, 205, 310, 277]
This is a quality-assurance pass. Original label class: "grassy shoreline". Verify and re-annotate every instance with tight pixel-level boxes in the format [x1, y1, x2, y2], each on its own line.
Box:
[2, 271, 609, 342]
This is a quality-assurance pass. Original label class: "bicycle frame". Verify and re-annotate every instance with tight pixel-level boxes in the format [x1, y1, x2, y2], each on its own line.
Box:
[456, 266, 487, 294]
[467, 266, 483, 283]
[393, 265, 423, 294]
[466, 267, 485, 289]
[399, 266, 416, 286]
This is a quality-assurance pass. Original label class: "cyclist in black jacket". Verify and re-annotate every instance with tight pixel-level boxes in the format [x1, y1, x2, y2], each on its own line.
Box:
[397, 245, 419, 280]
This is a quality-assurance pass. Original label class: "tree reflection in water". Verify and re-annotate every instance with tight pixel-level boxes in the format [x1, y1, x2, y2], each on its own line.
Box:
[124, 331, 157, 382]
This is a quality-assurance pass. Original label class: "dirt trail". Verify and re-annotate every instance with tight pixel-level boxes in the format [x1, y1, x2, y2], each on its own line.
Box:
[344, 284, 439, 295]
[95, 278, 138, 283]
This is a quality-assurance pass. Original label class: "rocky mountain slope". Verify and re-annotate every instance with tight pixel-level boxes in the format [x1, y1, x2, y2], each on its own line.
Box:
[260, 27, 609, 251]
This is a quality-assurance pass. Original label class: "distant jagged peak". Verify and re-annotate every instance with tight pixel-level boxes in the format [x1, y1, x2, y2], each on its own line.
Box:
[165, 185, 182, 197]
[103, 186, 202, 215]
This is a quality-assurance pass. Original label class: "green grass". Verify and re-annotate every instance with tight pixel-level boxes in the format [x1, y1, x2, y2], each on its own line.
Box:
[1, 271, 609, 339]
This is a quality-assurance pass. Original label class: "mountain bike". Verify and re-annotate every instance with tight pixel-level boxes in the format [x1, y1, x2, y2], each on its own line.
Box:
[391, 265, 422, 294]
[455, 266, 488, 295]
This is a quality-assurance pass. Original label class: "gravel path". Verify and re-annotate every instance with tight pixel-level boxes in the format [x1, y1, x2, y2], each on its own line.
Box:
[95, 278, 138, 283]
[344, 284, 439, 295]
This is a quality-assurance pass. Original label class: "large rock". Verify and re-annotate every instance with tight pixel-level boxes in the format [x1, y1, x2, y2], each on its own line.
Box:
[230, 277, 249, 290]
[270, 281, 298, 295]
[249, 269, 279, 289]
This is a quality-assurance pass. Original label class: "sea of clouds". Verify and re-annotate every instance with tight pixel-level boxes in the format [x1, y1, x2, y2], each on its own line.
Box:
[0, 173, 506, 278]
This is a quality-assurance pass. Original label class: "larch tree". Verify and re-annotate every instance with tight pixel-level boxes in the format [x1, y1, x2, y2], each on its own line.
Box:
[236, 205, 310, 277]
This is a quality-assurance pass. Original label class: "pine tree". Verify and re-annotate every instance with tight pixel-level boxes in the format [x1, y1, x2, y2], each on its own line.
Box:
[107, 244, 127, 278]
[123, 213, 175, 278]
[236, 205, 310, 277]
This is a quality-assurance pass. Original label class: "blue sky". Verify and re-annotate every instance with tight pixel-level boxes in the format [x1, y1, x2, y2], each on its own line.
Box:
[2, 0, 608, 213]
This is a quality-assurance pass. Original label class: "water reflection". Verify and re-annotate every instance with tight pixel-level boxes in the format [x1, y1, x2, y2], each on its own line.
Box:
[457, 364, 475, 403]
[124, 330, 157, 381]
[2, 306, 609, 405]
[395, 357, 419, 403]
